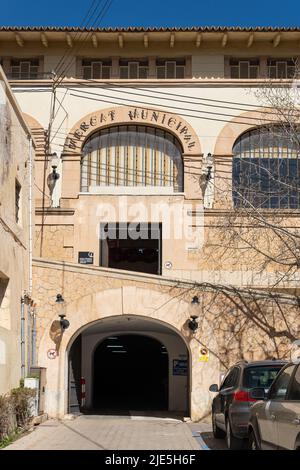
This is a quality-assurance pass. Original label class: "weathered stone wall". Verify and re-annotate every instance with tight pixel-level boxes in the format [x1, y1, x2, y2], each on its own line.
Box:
[34, 225, 73, 262]
[32, 258, 298, 420]
[0, 70, 34, 394]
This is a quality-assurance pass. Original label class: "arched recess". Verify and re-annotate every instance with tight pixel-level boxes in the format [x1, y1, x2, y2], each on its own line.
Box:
[37, 286, 219, 421]
[22, 113, 46, 156]
[61, 107, 202, 199]
[212, 108, 281, 208]
[213, 108, 281, 156]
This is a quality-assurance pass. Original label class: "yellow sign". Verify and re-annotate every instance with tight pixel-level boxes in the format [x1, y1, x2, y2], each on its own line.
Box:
[199, 347, 209, 362]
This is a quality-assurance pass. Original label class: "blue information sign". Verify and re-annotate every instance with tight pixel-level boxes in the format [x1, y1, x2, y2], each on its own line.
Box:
[173, 359, 188, 376]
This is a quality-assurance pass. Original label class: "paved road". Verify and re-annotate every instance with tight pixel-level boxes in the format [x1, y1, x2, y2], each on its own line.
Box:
[6, 414, 202, 450]
[188, 421, 228, 450]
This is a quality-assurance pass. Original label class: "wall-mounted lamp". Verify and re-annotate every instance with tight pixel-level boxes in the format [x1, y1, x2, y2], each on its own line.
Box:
[205, 153, 214, 181]
[199, 153, 214, 191]
[59, 314, 70, 330]
[188, 295, 200, 332]
[47, 153, 60, 195]
[56, 293, 64, 303]
[55, 294, 70, 330]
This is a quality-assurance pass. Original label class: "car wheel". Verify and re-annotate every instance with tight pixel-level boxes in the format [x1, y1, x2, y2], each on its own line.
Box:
[226, 419, 244, 450]
[212, 412, 226, 438]
[248, 430, 259, 450]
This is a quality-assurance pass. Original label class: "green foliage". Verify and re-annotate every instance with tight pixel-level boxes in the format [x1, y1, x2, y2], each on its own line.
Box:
[0, 394, 14, 442]
[10, 387, 36, 428]
[0, 429, 22, 449]
[0, 387, 36, 445]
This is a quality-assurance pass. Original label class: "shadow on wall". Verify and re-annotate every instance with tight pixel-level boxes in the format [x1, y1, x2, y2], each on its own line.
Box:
[49, 320, 63, 354]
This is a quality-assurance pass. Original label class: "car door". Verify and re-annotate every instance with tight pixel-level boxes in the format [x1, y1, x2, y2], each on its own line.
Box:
[276, 364, 300, 449]
[257, 364, 295, 449]
[215, 367, 240, 430]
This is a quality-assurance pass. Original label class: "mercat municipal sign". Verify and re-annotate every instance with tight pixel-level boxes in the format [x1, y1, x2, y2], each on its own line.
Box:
[65, 107, 197, 153]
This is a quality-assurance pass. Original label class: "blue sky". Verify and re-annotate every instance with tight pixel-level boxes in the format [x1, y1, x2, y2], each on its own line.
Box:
[1, 0, 299, 28]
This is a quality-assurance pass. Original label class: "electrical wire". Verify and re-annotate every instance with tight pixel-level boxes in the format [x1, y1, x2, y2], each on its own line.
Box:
[80, 78, 278, 112]
[54, 0, 100, 77]
[54, 0, 114, 87]
[67, 86, 275, 122]
[67, 90, 275, 126]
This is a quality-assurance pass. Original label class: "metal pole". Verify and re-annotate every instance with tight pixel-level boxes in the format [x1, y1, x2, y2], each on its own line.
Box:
[31, 306, 37, 366]
[28, 136, 33, 374]
[21, 297, 25, 379]
[28, 136, 33, 296]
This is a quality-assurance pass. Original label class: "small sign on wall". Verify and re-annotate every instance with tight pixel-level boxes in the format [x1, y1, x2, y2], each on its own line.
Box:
[78, 252, 94, 264]
[199, 347, 209, 362]
[47, 349, 57, 360]
[173, 359, 188, 376]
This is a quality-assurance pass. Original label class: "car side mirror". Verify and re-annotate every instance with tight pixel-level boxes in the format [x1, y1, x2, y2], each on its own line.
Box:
[250, 388, 266, 400]
[209, 384, 219, 392]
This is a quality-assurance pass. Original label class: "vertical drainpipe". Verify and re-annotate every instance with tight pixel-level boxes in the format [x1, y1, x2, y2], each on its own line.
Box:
[21, 297, 25, 379]
[28, 136, 35, 371]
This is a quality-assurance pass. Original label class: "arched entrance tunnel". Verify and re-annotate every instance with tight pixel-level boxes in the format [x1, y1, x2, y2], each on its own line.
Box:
[94, 335, 168, 410]
[68, 315, 189, 415]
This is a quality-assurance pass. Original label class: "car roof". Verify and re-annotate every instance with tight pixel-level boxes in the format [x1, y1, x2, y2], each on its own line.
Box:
[235, 360, 288, 368]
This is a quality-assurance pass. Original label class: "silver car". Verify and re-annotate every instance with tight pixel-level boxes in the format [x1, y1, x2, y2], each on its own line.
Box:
[248, 362, 300, 450]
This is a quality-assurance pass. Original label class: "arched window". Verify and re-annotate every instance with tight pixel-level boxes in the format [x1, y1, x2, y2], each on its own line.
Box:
[232, 126, 300, 209]
[81, 125, 183, 192]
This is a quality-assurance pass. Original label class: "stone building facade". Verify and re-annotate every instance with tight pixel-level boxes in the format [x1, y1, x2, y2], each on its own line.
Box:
[0, 66, 35, 395]
[0, 26, 299, 419]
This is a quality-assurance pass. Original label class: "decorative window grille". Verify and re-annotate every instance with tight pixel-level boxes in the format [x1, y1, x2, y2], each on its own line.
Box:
[229, 59, 259, 78]
[81, 125, 183, 192]
[82, 59, 112, 79]
[10, 59, 39, 79]
[156, 59, 185, 79]
[268, 59, 296, 79]
[232, 126, 300, 209]
[119, 60, 148, 79]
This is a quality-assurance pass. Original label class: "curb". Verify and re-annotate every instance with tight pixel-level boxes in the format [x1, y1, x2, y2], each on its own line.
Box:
[192, 431, 210, 450]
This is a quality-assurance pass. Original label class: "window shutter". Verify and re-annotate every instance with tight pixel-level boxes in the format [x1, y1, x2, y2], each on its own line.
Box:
[166, 61, 176, 79]
[156, 66, 165, 79]
[92, 62, 102, 79]
[119, 66, 128, 79]
[102, 66, 111, 79]
[230, 66, 239, 78]
[129, 62, 138, 79]
[139, 67, 148, 79]
[239, 61, 250, 78]
[175, 65, 185, 79]
[20, 62, 30, 79]
[83, 66, 92, 79]
[277, 61, 287, 79]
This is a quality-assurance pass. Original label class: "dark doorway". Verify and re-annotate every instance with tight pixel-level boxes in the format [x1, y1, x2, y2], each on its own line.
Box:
[100, 223, 162, 275]
[93, 335, 168, 411]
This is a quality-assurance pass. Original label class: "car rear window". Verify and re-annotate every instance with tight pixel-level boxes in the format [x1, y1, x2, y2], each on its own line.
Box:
[243, 365, 284, 389]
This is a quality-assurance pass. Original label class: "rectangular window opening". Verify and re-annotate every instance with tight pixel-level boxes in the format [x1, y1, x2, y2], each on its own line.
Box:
[15, 179, 21, 224]
[100, 222, 162, 275]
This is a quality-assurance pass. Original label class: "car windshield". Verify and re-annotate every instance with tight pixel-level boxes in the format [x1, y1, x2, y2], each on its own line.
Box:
[244, 365, 284, 389]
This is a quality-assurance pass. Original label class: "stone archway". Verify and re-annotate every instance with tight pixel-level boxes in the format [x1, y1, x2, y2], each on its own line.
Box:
[37, 285, 219, 421]
[213, 107, 279, 156]
[60, 106, 203, 200]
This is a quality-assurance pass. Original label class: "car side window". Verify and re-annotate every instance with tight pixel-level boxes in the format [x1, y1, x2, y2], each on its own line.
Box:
[269, 365, 295, 400]
[220, 367, 239, 390]
[287, 365, 300, 401]
[220, 370, 231, 390]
